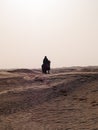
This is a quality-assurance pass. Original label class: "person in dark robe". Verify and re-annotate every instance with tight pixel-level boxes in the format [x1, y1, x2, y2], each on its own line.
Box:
[42, 56, 51, 74]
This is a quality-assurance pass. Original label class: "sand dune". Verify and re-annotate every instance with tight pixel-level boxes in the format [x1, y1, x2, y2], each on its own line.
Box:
[0, 67, 98, 130]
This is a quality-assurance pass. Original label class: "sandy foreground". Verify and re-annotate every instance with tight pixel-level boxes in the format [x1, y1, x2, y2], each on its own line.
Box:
[0, 67, 98, 130]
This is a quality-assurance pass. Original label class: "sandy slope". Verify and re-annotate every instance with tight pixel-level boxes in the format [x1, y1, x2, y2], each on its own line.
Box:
[0, 68, 98, 130]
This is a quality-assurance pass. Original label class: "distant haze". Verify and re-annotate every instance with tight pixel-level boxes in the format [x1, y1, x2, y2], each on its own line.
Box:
[0, 0, 98, 69]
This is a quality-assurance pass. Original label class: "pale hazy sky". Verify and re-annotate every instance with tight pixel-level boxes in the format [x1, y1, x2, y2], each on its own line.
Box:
[0, 0, 98, 69]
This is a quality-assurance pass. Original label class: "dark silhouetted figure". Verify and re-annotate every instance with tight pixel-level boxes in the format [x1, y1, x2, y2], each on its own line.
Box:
[42, 56, 51, 74]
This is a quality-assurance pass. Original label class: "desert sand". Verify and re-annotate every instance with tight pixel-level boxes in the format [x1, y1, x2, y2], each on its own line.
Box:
[0, 67, 98, 130]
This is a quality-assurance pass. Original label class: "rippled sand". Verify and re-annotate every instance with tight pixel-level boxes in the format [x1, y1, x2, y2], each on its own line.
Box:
[0, 67, 98, 130]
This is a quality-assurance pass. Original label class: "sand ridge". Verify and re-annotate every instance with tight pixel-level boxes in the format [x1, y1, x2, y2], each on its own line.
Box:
[0, 67, 98, 130]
